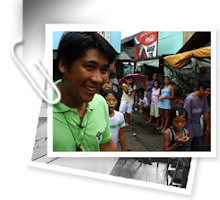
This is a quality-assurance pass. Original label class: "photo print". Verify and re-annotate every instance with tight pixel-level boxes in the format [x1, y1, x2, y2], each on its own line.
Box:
[25, 23, 214, 195]
[40, 24, 215, 157]
[20, 1, 215, 197]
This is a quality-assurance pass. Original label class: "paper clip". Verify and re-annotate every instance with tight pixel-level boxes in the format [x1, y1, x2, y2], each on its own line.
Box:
[10, 38, 61, 105]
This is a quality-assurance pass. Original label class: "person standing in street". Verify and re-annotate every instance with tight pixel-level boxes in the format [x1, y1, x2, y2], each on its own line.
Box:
[109, 71, 119, 93]
[102, 89, 126, 151]
[184, 80, 211, 151]
[158, 76, 175, 133]
[146, 79, 161, 125]
[53, 32, 118, 151]
[150, 73, 159, 92]
[119, 76, 137, 126]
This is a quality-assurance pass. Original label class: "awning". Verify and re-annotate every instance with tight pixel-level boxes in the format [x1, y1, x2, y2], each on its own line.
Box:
[164, 46, 211, 68]
[177, 32, 210, 53]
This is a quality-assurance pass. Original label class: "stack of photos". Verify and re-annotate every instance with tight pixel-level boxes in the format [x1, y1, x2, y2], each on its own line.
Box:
[29, 26, 214, 195]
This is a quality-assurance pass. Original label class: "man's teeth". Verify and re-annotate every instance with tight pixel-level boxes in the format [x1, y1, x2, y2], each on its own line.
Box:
[86, 87, 96, 91]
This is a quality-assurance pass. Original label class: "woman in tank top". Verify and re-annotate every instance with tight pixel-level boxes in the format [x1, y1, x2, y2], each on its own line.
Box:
[157, 76, 174, 133]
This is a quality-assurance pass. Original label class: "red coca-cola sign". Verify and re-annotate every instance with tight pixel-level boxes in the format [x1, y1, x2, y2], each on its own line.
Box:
[136, 32, 158, 46]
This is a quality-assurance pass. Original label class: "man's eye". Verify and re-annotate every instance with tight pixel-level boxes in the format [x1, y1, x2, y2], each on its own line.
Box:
[101, 68, 109, 74]
[85, 65, 94, 70]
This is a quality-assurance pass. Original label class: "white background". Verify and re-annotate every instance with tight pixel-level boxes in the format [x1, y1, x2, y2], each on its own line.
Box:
[0, 1, 219, 200]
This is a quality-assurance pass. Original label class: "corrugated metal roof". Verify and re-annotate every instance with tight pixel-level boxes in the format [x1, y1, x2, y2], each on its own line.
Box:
[117, 51, 132, 60]
[121, 32, 143, 45]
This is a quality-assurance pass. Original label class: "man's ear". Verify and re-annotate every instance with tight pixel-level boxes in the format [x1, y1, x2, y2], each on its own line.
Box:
[58, 59, 67, 73]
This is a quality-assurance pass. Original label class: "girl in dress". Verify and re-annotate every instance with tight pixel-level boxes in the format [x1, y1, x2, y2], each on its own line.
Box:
[157, 76, 174, 133]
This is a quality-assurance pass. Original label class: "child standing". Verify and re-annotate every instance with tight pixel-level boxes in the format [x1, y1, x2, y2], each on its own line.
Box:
[119, 76, 137, 126]
[158, 76, 174, 133]
[164, 106, 190, 151]
[146, 80, 161, 125]
[102, 89, 127, 151]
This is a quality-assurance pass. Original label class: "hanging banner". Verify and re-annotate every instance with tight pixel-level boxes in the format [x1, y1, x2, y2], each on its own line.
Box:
[134, 31, 158, 59]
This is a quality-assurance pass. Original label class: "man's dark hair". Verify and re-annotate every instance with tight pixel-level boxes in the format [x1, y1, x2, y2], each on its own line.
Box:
[101, 89, 119, 100]
[170, 106, 188, 126]
[199, 80, 211, 90]
[153, 79, 161, 88]
[55, 32, 118, 78]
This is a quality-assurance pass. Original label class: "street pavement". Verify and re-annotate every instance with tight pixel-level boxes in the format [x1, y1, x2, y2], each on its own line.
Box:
[124, 111, 164, 151]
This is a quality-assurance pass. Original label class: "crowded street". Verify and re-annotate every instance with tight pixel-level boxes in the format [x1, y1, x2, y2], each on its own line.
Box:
[50, 31, 211, 152]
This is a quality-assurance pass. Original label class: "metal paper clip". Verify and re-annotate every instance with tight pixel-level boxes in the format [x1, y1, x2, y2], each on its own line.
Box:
[10, 38, 61, 104]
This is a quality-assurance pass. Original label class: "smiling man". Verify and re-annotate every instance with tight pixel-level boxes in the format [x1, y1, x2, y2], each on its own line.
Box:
[53, 32, 118, 151]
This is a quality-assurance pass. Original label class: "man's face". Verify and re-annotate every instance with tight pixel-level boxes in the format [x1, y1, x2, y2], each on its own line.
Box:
[60, 48, 110, 105]
[201, 88, 211, 97]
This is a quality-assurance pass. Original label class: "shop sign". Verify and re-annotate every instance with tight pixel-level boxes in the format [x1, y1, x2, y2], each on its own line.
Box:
[134, 32, 158, 59]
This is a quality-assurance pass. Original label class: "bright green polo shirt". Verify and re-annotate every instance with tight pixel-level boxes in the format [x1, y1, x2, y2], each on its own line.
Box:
[53, 80, 112, 151]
